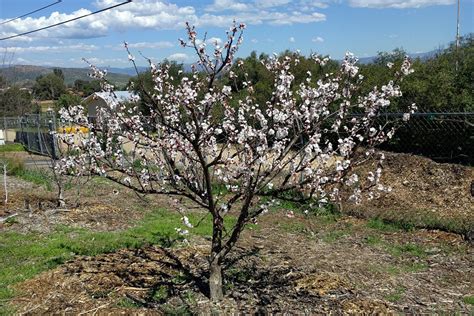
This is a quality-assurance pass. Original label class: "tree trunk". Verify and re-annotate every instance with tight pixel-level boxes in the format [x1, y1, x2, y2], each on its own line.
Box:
[209, 214, 224, 302]
[57, 185, 65, 208]
[209, 258, 223, 302]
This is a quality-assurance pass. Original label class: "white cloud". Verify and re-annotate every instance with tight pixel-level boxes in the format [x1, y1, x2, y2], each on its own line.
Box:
[205, 0, 250, 12]
[70, 56, 129, 66]
[299, 0, 330, 9]
[125, 41, 174, 49]
[206, 37, 223, 45]
[251, 38, 259, 43]
[0, 0, 326, 41]
[268, 12, 326, 25]
[4, 44, 98, 53]
[348, 0, 455, 8]
[289, 37, 295, 43]
[0, 1, 197, 41]
[255, 0, 291, 8]
[167, 53, 190, 62]
[312, 36, 324, 43]
[198, 11, 325, 27]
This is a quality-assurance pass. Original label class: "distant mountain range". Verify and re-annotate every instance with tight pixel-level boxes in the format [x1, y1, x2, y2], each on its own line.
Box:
[0, 65, 132, 88]
[0, 50, 439, 88]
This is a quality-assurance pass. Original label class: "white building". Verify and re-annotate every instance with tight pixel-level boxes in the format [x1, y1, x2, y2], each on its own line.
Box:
[83, 91, 138, 121]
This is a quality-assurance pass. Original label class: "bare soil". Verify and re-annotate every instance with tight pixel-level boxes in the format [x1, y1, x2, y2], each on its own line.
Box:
[346, 151, 473, 235]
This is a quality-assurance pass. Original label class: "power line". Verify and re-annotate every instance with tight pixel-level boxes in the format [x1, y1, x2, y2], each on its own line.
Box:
[0, 0, 63, 26]
[0, 0, 132, 41]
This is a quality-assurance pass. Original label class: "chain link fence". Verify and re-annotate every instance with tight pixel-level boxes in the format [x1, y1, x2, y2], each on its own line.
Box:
[378, 112, 473, 164]
[0, 113, 60, 159]
[0, 111, 472, 165]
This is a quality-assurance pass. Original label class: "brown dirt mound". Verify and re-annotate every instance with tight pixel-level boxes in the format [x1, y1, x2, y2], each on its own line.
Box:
[347, 152, 474, 233]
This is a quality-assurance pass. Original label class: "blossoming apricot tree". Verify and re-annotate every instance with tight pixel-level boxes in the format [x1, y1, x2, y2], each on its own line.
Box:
[58, 22, 414, 301]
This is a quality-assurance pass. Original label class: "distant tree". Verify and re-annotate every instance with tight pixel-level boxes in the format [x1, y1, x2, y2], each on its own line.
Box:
[0, 86, 35, 116]
[359, 35, 473, 112]
[53, 68, 65, 81]
[402, 34, 474, 112]
[33, 73, 67, 100]
[128, 59, 185, 115]
[73, 79, 101, 96]
[0, 76, 6, 89]
[54, 93, 82, 113]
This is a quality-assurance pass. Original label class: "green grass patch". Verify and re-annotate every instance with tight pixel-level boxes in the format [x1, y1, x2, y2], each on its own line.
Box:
[386, 243, 427, 258]
[0, 208, 236, 312]
[364, 235, 383, 246]
[116, 297, 143, 308]
[322, 229, 348, 243]
[384, 286, 406, 302]
[211, 183, 230, 196]
[386, 262, 428, 275]
[16, 168, 53, 190]
[0, 156, 52, 190]
[363, 211, 472, 238]
[367, 218, 414, 232]
[463, 296, 474, 305]
[278, 221, 307, 234]
[0, 144, 25, 152]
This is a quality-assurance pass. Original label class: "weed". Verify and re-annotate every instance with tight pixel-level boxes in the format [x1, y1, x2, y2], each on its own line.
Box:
[16, 169, 52, 190]
[402, 262, 427, 273]
[151, 285, 169, 303]
[387, 262, 427, 275]
[4, 216, 18, 225]
[182, 290, 196, 305]
[117, 297, 142, 308]
[279, 221, 307, 234]
[0, 156, 25, 176]
[211, 183, 230, 196]
[463, 296, 474, 305]
[0, 156, 52, 189]
[161, 304, 192, 315]
[367, 218, 414, 232]
[384, 286, 406, 302]
[387, 243, 427, 258]
[365, 235, 382, 245]
[323, 230, 348, 243]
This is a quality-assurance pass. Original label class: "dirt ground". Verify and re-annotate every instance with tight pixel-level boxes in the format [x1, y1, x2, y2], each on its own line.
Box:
[1, 152, 473, 314]
[345, 151, 474, 235]
[10, 214, 473, 314]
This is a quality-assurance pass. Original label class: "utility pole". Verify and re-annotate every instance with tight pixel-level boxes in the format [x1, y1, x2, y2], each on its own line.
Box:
[455, 0, 460, 71]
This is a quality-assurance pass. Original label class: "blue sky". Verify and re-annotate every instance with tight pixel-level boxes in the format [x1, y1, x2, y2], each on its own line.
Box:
[0, 0, 473, 68]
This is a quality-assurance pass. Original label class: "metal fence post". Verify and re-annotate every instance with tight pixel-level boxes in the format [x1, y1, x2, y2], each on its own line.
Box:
[36, 115, 44, 155]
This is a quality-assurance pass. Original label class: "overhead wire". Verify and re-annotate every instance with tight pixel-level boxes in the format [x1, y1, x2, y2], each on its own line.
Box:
[0, 0, 63, 26]
[0, 0, 132, 41]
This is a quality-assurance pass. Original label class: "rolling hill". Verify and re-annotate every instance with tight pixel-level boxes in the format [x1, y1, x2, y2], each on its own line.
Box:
[0, 65, 131, 88]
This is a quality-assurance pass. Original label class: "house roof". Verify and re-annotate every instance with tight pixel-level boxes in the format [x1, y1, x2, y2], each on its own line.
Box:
[83, 91, 138, 107]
